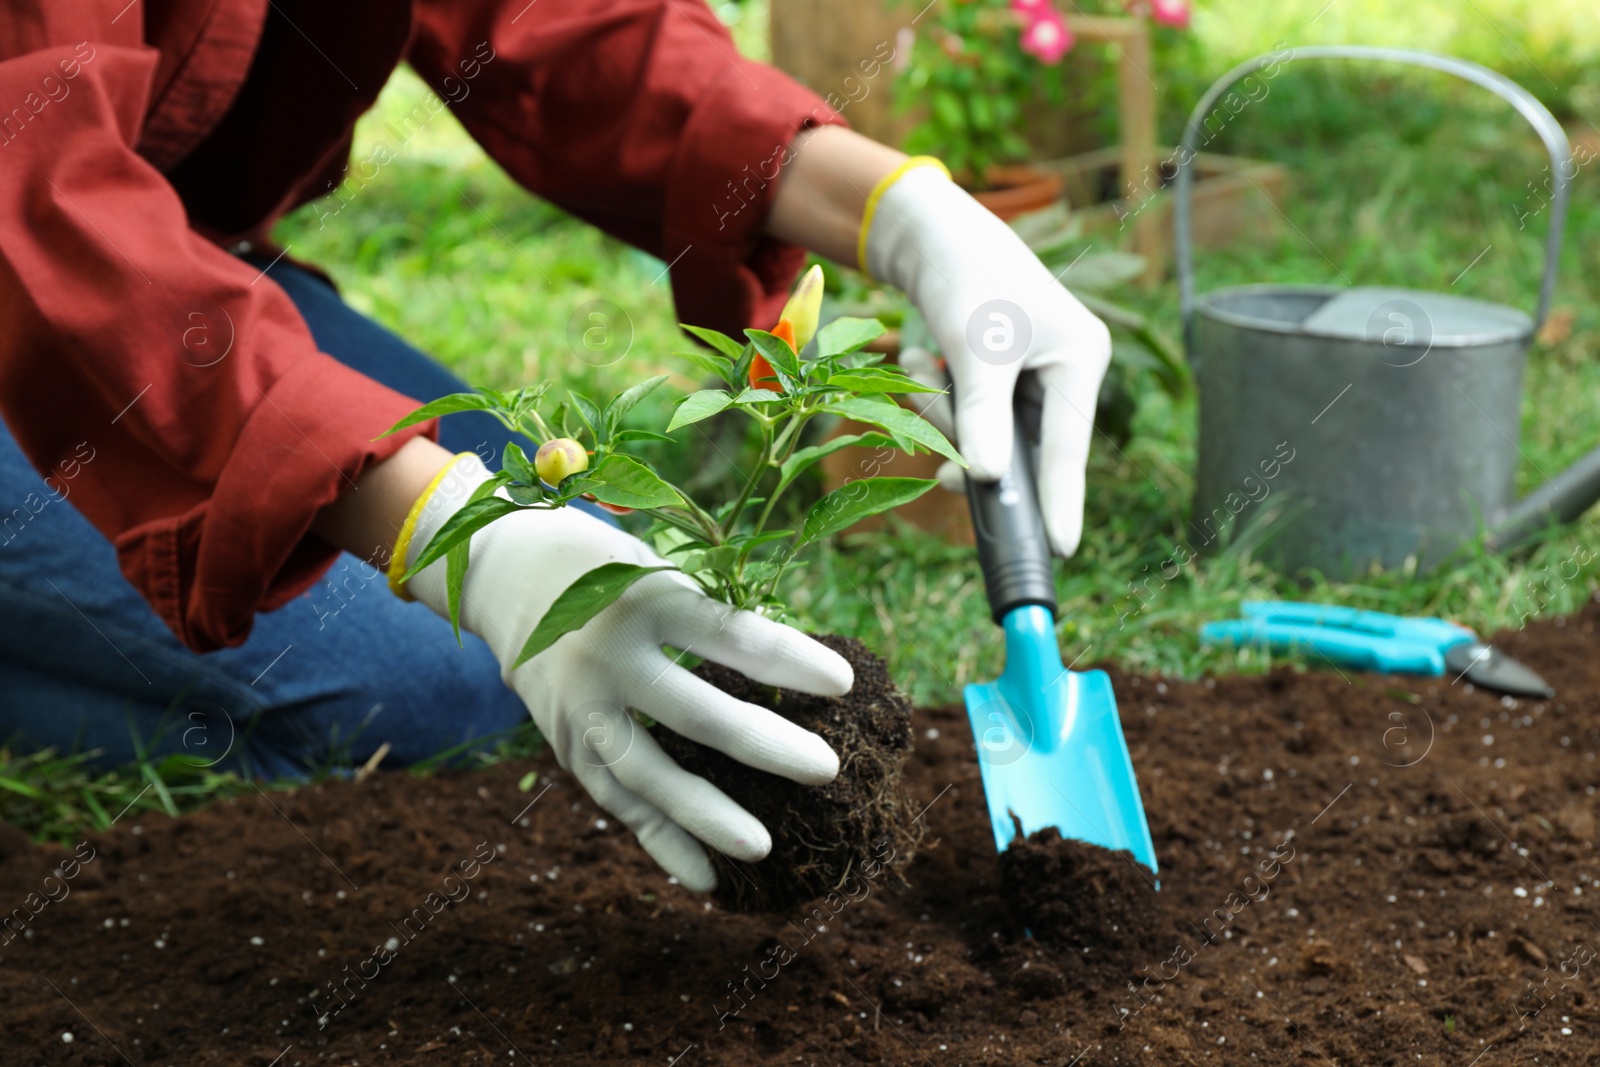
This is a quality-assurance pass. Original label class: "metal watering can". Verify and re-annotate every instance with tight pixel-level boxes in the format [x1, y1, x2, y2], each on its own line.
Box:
[1174, 46, 1594, 575]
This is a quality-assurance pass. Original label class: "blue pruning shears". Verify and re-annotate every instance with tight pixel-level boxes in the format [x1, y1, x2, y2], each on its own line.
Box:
[1201, 601, 1553, 698]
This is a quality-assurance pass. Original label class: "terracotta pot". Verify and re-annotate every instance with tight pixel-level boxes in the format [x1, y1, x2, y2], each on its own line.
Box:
[966, 164, 1065, 221]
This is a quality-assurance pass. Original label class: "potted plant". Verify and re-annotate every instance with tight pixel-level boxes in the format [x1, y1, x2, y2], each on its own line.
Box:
[385, 267, 961, 910]
[897, 0, 1191, 219]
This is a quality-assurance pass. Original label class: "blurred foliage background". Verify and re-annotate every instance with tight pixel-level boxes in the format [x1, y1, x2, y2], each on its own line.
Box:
[271, 0, 1600, 702]
[8, 0, 1600, 835]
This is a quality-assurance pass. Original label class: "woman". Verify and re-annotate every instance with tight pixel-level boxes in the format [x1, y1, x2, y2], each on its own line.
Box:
[0, 0, 1110, 890]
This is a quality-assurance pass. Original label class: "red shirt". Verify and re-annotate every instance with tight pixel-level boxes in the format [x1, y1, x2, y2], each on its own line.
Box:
[0, 0, 840, 652]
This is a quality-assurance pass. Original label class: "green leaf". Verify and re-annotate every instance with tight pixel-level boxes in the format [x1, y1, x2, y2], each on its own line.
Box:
[970, 92, 994, 132]
[512, 563, 676, 667]
[506, 482, 545, 505]
[682, 324, 746, 361]
[403, 495, 522, 580]
[815, 317, 886, 357]
[699, 545, 739, 574]
[826, 369, 945, 395]
[667, 389, 734, 432]
[671, 548, 707, 573]
[573, 454, 682, 509]
[0, 775, 44, 799]
[799, 477, 939, 545]
[742, 561, 780, 583]
[444, 476, 507, 642]
[568, 390, 601, 441]
[674, 349, 736, 387]
[553, 401, 576, 439]
[776, 431, 895, 494]
[838, 349, 888, 370]
[731, 341, 757, 390]
[502, 441, 536, 485]
[746, 329, 802, 390]
[378, 392, 495, 438]
[732, 386, 783, 405]
[726, 529, 795, 552]
[604, 374, 669, 434]
[517, 771, 539, 792]
[80, 788, 112, 828]
[141, 761, 178, 816]
[823, 396, 966, 467]
[612, 429, 675, 445]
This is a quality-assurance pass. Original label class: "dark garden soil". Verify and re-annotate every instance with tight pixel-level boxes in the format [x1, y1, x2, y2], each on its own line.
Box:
[4, 605, 1600, 1065]
[659, 634, 923, 913]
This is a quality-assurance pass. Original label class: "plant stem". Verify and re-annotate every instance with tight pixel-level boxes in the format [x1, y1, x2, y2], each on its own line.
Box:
[678, 494, 724, 544]
[750, 411, 814, 541]
[526, 409, 556, 441]
[647, 507, 713, 541]
[723, 416, 774, 534]
[763, 536, 801, 604]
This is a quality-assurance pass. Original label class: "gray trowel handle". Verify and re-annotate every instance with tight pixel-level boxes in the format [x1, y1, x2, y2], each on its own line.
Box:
[964, 402, 1058, 625]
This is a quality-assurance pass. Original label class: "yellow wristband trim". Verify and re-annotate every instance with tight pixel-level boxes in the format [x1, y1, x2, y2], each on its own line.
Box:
[856, 155, 952, 278]
[387, 453, 476, 600]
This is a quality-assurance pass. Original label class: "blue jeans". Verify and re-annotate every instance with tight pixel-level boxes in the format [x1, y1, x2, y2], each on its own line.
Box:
[0, 260, 588, 779]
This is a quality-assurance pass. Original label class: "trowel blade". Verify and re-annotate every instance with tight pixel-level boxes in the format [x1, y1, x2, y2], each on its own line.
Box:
[1443, 641, 1554, 699]
[963, 668, 1159, 876]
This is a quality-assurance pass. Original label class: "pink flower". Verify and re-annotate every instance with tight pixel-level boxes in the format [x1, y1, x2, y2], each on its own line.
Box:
[1149, 0, 1190, 28]
[1009, 0, 1051, 16]
[1019, 11, 1073, 64]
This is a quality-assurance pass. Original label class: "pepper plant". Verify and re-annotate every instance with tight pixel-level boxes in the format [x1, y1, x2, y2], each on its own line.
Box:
[382, 266, 965, 670]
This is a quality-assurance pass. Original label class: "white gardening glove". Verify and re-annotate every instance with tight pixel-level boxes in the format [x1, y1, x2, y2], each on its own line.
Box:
[397, 454, 854, 891]
[864, 160, 1112, 555]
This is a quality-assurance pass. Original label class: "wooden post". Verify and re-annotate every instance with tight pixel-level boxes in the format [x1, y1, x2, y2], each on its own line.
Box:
[769, 0, 908, 147]
[1062, 15, 1161, 278]
[769, 2, 1121, 158]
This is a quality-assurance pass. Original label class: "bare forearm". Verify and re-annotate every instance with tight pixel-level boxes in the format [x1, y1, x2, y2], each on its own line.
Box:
[764, 126, 906, 265]
[312, 435, 456, 564]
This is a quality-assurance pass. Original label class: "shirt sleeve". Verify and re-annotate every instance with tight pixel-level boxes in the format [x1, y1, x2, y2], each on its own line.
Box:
[408, 0, 847, 336]
[0, 33, 437, 653]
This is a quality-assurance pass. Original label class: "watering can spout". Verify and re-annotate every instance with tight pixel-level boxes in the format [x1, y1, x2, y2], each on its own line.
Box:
[1486, 444, 1600, 552]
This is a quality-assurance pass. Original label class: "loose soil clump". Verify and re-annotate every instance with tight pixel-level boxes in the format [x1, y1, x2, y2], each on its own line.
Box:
[999, 824, 1164, 967]
[657, 634, 923, 911]
[4, 606, 1600, 1064]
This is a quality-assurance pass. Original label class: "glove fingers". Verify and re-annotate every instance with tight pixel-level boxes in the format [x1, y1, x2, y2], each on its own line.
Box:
[569, 760, 719, 891]
[670, 594, 853, 696]
[897, 346, 956, 437]
[935, 459, 965, 495]
[948, 358, 1019, 481]
[625, 657, 840, 785]
[1034, 358, 1101, 557]
[600, 726, 771, 863]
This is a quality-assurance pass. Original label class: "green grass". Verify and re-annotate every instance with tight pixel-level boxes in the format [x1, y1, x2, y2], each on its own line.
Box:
[7, 2, 1600, 837]
[272, 65, 1600, 706]
[1180, 0, 1600, 121]
[287, 58, 1600, 712]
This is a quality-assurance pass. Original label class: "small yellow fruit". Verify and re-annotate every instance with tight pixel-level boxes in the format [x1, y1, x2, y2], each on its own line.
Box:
[535, 438, 589, 484]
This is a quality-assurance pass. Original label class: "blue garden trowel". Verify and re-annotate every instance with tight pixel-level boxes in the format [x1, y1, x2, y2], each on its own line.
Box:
[962, 413, 1159, 876]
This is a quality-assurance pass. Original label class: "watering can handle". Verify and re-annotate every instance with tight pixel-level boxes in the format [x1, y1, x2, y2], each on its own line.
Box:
[1173, 45, 1571, 350]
